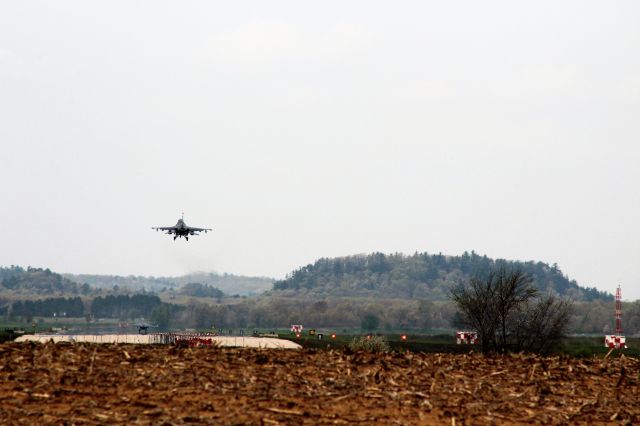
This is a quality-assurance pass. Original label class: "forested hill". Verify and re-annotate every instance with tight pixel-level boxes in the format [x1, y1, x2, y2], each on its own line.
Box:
[0, 266, 91, 296]
[272, 252, 612, 301]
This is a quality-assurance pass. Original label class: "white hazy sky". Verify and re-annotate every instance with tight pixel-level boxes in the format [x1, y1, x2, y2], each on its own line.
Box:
[1, 2, 639, 299]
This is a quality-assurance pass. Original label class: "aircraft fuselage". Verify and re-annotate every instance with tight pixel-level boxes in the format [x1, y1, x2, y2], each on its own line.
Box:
[170, 220, 194, 240]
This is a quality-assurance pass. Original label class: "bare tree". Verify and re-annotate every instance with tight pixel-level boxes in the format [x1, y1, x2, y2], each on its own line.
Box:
[513, 295, 573, 353]
[450, 271, 499, 353]
[493, 269, 538, 351]
[450, 267, 572, 354]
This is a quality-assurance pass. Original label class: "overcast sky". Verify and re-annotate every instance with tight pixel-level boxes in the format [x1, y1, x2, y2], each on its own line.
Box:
[1, 1, 639, 299]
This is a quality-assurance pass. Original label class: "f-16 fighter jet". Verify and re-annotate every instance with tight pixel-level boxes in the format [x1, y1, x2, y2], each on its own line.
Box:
[152, 214, 212, 241]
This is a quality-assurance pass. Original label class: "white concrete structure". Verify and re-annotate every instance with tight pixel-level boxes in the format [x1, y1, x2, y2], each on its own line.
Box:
[15, 334, 301, 349]
[213, 336, 301, 349]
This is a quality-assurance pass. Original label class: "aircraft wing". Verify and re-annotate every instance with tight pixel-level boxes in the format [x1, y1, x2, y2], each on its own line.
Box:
[187, 226, 212, 233]
[152, 226, 177, 233]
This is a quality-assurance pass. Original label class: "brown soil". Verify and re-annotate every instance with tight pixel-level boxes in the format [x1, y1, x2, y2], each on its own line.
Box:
[1, 342, 638, 425]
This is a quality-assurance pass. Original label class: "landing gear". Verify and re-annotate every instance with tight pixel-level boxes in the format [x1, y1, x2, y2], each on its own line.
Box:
[185, 236, 189, 241]
[173, 236, 177, 241]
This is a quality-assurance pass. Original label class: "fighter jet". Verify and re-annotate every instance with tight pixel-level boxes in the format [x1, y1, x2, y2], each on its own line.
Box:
[152, 214, 212, 241]
[136, 322, 157, 335]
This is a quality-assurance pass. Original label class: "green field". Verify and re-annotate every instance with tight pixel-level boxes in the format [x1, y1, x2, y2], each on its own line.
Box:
[2, 321, 637, 358]
[277, 331, 639, 357]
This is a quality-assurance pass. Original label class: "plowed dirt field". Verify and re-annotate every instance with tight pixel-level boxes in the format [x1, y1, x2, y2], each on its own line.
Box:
[1, 342, 638, 425]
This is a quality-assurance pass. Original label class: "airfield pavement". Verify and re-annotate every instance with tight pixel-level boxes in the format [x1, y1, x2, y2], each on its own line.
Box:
[0, 342, 638, 425]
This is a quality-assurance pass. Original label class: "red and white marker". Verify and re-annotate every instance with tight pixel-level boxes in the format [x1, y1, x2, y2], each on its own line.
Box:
[456, 331, 478, 345]
[604, 285, 626, 350]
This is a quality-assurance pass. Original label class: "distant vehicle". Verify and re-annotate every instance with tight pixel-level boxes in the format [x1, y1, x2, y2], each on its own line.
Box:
[152, 214, 212, 241]
[135, 321, 157, 335]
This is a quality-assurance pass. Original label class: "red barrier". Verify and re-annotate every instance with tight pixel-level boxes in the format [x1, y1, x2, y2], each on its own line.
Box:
[170, 333, 217, 347]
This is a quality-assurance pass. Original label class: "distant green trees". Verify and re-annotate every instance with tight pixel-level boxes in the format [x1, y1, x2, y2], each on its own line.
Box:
[179, 283, 224, 300]
[10, 297, 84, 318]
[4, 293, 187, 327]
[150, 304, 174, 329]
[361, 313, 380, 331]
[91, 294, 164, 319]
[177, 301, 249, 329]
[236, 297, 455, 330]
[569, 299, 640, 335]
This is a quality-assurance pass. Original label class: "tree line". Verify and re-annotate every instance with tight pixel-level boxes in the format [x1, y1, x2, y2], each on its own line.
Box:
[9, 297, 85, 318]
[91, 294, 165, 319]
[3, 283, 637, 339]
[4, 293, 639, 336]
[3, 294, 170, 321]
